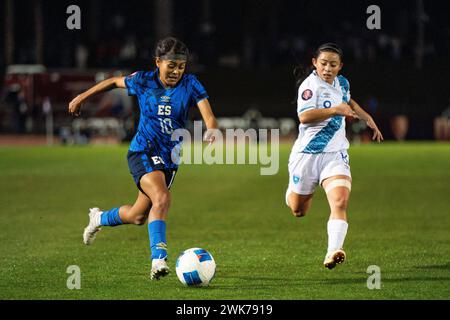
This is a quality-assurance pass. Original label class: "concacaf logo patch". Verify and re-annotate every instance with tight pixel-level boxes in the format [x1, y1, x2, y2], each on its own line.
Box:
[301, 89, 313, 100]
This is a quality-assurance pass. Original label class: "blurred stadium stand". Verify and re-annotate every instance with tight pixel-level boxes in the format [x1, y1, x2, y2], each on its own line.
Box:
[0, 0, 449, 143]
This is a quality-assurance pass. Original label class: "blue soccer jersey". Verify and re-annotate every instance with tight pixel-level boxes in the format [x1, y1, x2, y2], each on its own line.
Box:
[125, 69, 208, 168]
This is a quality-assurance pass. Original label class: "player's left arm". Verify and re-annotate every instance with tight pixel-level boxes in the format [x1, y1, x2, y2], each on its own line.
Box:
[197, 98, 219, 143]
[349, 98, 384, 142]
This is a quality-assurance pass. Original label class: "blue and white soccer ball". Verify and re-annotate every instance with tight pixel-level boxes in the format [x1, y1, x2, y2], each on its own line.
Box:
[175, 248, 216, 286]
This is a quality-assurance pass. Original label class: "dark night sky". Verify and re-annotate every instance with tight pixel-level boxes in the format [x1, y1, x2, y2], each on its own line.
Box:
[1, 0, 449, 137]
[2, 0, 449, 68]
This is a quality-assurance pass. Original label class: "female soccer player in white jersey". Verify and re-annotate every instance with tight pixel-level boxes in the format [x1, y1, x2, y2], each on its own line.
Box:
[286, 43, 383, 269]
[68, 37, 218, 280]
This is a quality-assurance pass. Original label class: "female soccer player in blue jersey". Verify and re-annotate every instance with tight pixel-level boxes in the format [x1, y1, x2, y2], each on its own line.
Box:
[286, 43, 383, 269]
[68, 37, 218, 280]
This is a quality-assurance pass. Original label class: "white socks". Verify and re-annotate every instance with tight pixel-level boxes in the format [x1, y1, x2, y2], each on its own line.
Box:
[327, 219, 348, 254]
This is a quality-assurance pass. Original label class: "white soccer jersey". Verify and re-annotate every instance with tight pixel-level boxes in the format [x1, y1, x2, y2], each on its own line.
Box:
[292, 71, 351, 153]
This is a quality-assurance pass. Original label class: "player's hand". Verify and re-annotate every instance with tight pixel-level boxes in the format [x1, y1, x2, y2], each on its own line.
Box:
[333, 103, 357, 118]
[366, 116, 384, 142]
[203, 128, 220, 145]
[68, 95, 84, 116]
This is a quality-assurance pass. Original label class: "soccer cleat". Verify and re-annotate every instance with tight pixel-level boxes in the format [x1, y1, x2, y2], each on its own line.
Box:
[150, 258, 170, 280]
[83, 207, 102, 245]
[323, 249, 346, 269]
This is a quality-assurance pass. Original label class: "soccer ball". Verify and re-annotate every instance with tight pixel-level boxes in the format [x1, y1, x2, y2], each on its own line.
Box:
[175, 248, 216, 286]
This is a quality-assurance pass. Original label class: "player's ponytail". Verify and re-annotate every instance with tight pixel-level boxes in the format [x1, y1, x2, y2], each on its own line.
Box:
[292, 63, 314, 104]
[293, 64, 314, 92]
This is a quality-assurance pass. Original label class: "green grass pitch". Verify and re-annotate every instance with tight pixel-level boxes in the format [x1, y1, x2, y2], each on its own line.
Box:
[0, 142, 449, 299]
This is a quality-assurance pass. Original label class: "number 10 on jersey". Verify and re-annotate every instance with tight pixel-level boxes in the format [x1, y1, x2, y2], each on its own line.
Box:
[158, 105, 173, 134]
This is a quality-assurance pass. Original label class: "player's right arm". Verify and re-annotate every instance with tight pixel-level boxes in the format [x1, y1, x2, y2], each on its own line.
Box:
[68, 76, 126, 116]
[299, 103, 355, 124]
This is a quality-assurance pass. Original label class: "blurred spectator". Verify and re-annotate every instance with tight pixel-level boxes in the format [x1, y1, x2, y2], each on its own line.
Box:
[365, 94, 379, 116]
[244, 107, 262, 131]
[119, 35, 137, 65]
[433, 99, 450, 140]
[243, 106, 263, 142]
[347, 96, 380, 144]
[4, 85, 28, 133]
[94, 75, 133, 125]
[75, 44, 89, 69]
[347, 116, 369, 144]
[390, 114, 409, 141]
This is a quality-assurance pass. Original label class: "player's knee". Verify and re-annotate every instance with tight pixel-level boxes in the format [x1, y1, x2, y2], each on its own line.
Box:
[152, 191, 171, 212]
[332, 196, 348, 211]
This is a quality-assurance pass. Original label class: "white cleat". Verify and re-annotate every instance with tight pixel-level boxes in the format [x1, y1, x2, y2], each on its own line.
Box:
[83, 207, 102, 245]
[323, 249, 346, 270]
[150, 259, 170, 280]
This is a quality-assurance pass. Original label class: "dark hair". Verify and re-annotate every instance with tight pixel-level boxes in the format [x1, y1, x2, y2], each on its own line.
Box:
[154, 37, 190, 60]
[293, 43, 344, 98]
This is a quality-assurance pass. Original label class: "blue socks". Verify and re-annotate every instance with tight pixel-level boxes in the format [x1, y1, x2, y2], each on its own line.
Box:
[100, 207, 123, 226]
[98, 209, 167, 260]
[148, 220, 167, 260]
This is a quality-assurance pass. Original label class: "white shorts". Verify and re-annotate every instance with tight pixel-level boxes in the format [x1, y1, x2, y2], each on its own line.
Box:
[287, 150, 351, 195]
